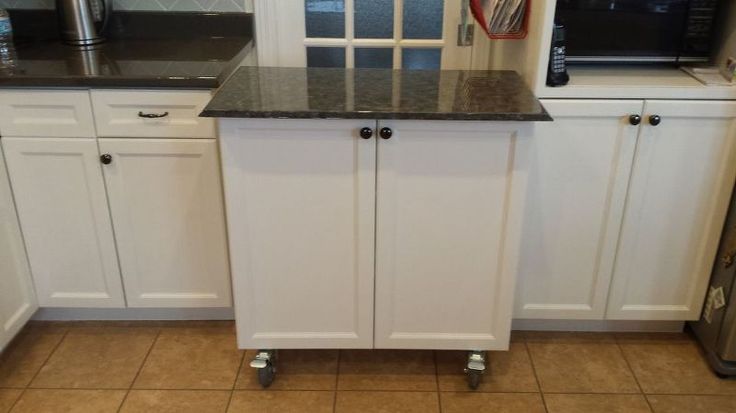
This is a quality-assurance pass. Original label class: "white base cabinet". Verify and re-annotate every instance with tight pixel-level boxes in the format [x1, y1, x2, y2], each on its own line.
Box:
[221, 119, 530, 351]
[2, 137, 126, 308]
[515, 99, 736, 322]
[607, 101, 736, 320]
[0, 150, 37, 351]
[514, 100, 642, 320]
[99, 139, 231, 308]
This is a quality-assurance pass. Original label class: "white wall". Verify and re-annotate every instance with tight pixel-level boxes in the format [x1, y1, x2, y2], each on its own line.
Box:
[0, 0, 252, 12]
[716, 1, 736, 69]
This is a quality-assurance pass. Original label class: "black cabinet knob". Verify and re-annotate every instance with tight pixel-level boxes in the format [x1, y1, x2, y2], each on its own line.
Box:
[649, 115, 662, 126]
[100, 154, 112, 165]
[359, 127, 373, 139]
[629, 114, 641, 126]
[379, 127, 393, 140]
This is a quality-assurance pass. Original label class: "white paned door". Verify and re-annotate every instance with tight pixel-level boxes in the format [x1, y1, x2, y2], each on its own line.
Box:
[256, 0, 477, 69]
[2, 137, 125, 308]
[374, 120, 530, 350]
[0, 148, 37, 351]
[607, 101, 736, 320]
[99, 139, 232, 308]
[514, 100, 643, 320]
[220, 119, 376, 349]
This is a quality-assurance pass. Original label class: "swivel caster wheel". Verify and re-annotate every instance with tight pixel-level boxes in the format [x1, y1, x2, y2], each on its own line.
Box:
[250, 350, 277, 388]
[464, 351, 487, 390]
[257, 362, 276, 388]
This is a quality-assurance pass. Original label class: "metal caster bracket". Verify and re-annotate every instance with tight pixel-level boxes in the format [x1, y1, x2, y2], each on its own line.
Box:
[464, 351, 487, 390]
[250, 350, 277, 388]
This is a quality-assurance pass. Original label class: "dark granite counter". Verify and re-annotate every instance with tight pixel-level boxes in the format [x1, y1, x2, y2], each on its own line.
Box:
[0, 11, 253, 89]
[201, 67, 551, 121]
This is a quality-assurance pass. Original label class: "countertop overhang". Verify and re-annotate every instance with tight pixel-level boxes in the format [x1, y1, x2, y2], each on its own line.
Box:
[201, 67, 552, 121]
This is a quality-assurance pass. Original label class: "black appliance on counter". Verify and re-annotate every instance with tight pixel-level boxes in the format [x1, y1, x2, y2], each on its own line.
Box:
[555, 0, 722, 64]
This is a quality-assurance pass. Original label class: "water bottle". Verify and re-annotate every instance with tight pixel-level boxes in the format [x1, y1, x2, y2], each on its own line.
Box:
[0, 8, 17, 73]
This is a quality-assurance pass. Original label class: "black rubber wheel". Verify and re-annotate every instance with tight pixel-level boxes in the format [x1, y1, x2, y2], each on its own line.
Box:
[715, 371, 730, 379]
[467, 370, 482, 390]
[258, 363, 276, 388]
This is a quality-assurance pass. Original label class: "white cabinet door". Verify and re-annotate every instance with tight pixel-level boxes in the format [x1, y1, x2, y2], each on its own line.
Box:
[1, 138, 125, 308]
[607, 101, 736, 320]
[99, 139, 231, 308]
[0, 148, 37, 351]
[374, 121, 530, 350]
[220, 119, 376, 349]
[514, 100, 643, 320]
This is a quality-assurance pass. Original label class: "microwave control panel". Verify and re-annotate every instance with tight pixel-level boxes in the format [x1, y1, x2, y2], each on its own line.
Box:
[683, 0, 719, 54]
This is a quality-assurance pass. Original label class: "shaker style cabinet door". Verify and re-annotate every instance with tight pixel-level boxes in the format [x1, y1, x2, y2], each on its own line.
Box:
[99, 139, 231, 308]
[1, 137, 125, 308]
[0, 147, 37, 351]
[374, 120, 530, 350]
[607, 100, 736, 320]
[219, 119, 376, 349]
[514, 100, 643, 320]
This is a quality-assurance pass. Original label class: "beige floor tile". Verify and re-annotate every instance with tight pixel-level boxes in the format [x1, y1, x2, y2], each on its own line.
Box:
[10, 389, 126, 413]
[0, 389, 22, 413]
[236, 350, 338, 391]
[119, 390, 231, 413]
[337, 350, 437, 391]
[614, 332, 693, 345]
[134, 327, 242, 390]
[647, 395, 736, 413]
[228, 390, 333, 413]
[437, 344, 538, 392]
[440, 392, 546, 413]
[30, 326, 157, 389]
[527, 343, 639, 393]
[521, 331, 617, 344]
[0, 330, 65, 388]
[621, 342, 736, 394]
[335, 391, 439, 413]
[545, 394, 652, 413]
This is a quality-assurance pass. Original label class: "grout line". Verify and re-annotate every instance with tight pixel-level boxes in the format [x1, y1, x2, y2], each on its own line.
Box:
[225, 350, 247, 413]
[333, 350, 341, 413]
[434, 351, 443, 413]
[525, 342, 549, 413]
[115, 328, 162, 413]
[615, 341, 654, 412]
[8, 327, 70, 412]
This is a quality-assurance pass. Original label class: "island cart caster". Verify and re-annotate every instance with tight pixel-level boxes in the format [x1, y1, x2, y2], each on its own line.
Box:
[250, 350, 277, 388]
[464, 351, 487, 390]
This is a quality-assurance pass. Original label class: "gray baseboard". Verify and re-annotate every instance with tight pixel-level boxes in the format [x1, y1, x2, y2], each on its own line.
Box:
[512, 319, 685, 332]
[32, 307, 235, 321]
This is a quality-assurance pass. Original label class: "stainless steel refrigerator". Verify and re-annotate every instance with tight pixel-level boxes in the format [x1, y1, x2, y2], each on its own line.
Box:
[691, 185, 736, 377]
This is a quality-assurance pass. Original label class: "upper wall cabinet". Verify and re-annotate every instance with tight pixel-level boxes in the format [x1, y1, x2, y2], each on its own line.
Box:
[607, 100, 736, 320]
[514, 100, 643, 320]
[1, 137, 126, 308]
[99, 138, 231, 308]
[0, 150, 37, 351]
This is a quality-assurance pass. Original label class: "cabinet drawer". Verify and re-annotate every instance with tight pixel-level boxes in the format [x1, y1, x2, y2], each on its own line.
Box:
[91, 90, 215, 138]
[0, 90, 96, 138]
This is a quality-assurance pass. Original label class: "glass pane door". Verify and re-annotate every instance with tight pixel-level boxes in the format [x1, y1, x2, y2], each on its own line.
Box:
[302, 0, 473, 69]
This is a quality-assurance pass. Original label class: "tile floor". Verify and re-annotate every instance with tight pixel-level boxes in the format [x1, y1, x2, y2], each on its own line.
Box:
[0, 322, 735, 412]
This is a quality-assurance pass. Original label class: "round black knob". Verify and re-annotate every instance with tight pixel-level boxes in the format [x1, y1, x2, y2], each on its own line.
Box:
[359, 127, 373, 139]
[379, 127, 393, 140]
[629, 114, 641, 126]
[100, 154, 112, 165]
[649, 115, 661, 126]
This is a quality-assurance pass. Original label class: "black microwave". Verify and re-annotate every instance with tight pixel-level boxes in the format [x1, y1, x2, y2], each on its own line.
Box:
[555, 0, 722, 64]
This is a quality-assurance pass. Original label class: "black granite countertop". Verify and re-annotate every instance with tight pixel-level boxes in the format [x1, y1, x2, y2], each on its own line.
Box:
[0, 11, 253, 88]
[201, 67, 551, 121]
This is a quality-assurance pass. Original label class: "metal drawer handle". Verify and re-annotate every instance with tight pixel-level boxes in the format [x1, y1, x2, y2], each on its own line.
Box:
[138, 111, 169, 119]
